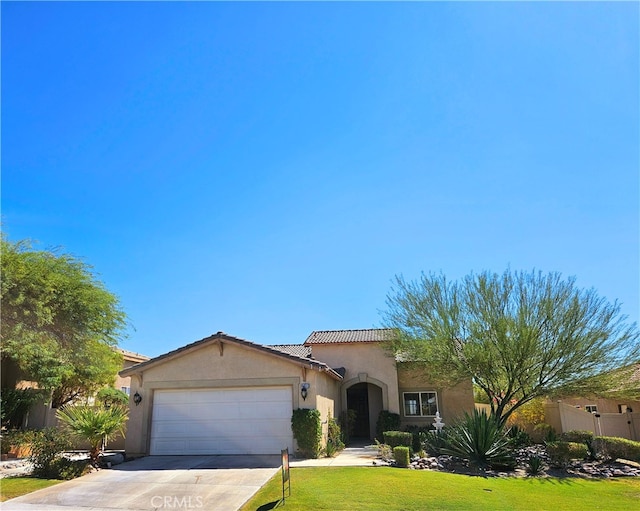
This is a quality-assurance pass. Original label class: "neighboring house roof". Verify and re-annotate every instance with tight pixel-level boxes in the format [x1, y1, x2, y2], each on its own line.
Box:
[117, 348, 150, 364]
[304, 328, 393, 345]
[119, 332, 343, 380]
[270, 344, 313, 358]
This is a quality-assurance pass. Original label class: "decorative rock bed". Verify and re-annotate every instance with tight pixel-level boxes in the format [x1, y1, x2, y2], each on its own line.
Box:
[0, 451, 125, 479]
[0, 459, 33, 478]
[374, 444, 640, 478]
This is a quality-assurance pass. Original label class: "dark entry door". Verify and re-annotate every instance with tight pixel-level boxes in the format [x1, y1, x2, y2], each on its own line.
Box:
[347, 383, 370, 438]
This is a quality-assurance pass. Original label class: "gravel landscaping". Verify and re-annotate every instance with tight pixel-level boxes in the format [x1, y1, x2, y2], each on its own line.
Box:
[0, 451, 125, 479]
[374, 444, 640, 478]
[0, 459, 33, 479]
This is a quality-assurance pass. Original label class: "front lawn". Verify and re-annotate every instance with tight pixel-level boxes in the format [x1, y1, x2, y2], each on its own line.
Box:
[240, 467, 640, 511]
[0, 477, 62, 502]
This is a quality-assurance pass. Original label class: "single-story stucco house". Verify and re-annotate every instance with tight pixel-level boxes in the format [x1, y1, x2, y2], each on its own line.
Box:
[120, 329, 474, 457]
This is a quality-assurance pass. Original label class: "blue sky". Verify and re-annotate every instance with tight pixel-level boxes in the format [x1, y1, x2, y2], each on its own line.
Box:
[2, 2, 638, 357]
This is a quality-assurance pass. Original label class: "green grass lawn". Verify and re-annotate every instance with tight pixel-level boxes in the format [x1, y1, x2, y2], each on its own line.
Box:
[0, 477, 62, 502]
[240, 467, 640, 511]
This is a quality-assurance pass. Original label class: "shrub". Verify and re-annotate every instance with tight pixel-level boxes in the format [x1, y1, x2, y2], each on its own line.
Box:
[291, 408, 322, 459]
[506, 398, 545, 431]
[593, 436, 640, 462]
[546, 441, 588, 468]
[532, 423, 556, 443]
[507, 425, 532, 448]
[559, 430, 597, 461]
[441, 409, 514, 470]
[53, 457, 91, 480]
[0, 435, 9, 455]
[560, 430, 594, 444]
[374, 439, 392, 461]
[383, 431, 413, 450]
[325, 413, 344, 457]
[473, 385, 490, 404]
[526, 455, 545, 476]
[423, 429, 450, 456]
[404, 425, 432, 453]
[339, 409, 356, 445]
[375, 411, 400, 441]
[0, 388, 43, 430]
[2, 429, 35, 457]
[57, 405, 128, 465]
[29, 428, 72, 478]
[393, 446, 410, 468]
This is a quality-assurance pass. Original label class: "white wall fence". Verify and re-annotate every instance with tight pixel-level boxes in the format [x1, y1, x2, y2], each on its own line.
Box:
[545, 402, 640, 441]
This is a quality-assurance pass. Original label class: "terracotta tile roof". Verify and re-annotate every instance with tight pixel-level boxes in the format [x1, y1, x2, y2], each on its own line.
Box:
[304, 328, 393, 345]
[119, 332, 342, 380]
[117, 348, 150, 363]
[270, 344, 312, 358]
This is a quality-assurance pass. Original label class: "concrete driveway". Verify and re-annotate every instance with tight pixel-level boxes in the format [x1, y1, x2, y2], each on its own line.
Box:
[2, 455, 281, 511]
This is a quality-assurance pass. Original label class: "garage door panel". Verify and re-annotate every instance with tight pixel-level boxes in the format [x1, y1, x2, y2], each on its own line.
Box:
[150, 387, 293, 455]
[239, 400, 291, 418]
[152, 403, 192, 421]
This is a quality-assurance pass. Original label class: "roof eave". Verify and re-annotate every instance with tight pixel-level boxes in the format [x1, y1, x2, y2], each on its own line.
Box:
[119, 333, 343, 381]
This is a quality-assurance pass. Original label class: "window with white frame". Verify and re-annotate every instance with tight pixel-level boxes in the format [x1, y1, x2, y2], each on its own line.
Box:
[585, 405, 598, 413]
[403, 392, 438, 417]
[121, 386, 131, 396]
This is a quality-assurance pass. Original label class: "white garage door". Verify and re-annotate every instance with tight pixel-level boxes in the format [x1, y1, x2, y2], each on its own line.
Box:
[150, 387, 293, 455]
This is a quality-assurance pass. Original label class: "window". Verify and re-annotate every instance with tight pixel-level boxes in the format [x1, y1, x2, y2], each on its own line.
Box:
[403, 392, 438, 417]
[585, 405, 598, 413]
[121, 386, 131, 396]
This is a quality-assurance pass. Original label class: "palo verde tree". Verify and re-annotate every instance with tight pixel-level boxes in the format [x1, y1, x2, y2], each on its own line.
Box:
[1, 237, 126, 408]
[383, 269, 639, 425]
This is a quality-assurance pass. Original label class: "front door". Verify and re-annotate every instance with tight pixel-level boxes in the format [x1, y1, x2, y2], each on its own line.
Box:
[346, 383, 370, 438]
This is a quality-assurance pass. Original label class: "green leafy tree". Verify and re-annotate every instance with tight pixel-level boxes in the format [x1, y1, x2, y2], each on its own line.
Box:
[1, 237, 126, 407]
[383, 269, 639, 424]
[56, 405, 128, 465]
[96, 387, 129, 408]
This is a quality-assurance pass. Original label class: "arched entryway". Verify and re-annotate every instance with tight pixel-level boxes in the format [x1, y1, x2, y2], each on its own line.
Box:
[346, 382, 384, 440]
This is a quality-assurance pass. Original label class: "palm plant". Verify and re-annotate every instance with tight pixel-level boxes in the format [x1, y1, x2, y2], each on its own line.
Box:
[441, 409, 514, 470]
[57, 405, 128, 465]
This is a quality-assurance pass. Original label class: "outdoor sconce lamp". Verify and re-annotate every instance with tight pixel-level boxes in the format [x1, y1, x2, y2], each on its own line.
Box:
[300, 383, 310, 401]
[133, 391, 142, 406]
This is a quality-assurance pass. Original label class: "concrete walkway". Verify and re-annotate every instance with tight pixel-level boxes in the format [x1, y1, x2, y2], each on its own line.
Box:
[291, 444, 379, 467]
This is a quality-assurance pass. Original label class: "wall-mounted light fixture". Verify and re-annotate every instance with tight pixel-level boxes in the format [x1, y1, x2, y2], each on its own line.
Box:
[300, 383, 310, 401]
[133, 391, 142, 406]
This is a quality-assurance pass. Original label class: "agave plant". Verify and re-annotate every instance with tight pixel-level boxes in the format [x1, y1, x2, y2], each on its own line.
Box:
[441, 409, 514, 470]
[526, 455, 545, 476]
[57, 405, 128, 465]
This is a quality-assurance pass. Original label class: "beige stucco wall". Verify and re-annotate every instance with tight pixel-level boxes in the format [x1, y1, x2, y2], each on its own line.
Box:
[312, 366, 341, 447]
[114, 359, 143, 393]
[545, 401, 640, 441]
[311, 343, 400, 415]
[397, 364, 474, 429]
[554, 397, 640, 415]
[124, 340, 339, 457]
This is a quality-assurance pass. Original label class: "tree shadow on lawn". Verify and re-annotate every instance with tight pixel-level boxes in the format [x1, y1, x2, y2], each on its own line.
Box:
[521, 473, 621, 486]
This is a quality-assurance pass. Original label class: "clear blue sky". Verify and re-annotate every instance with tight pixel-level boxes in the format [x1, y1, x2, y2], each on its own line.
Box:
[2, 2, 638, 358]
